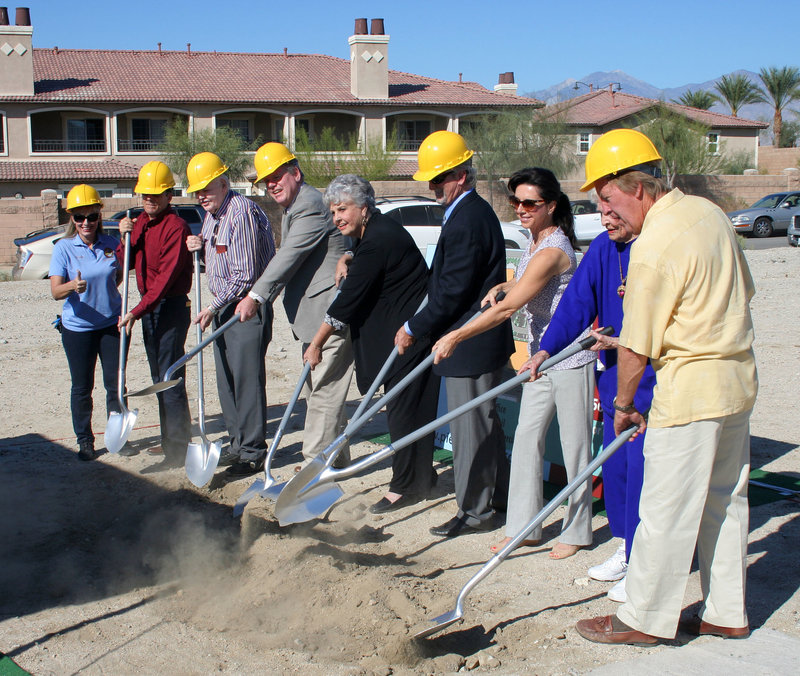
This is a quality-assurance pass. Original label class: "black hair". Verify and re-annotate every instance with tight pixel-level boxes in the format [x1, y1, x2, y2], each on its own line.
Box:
[507, 167, 577, 249]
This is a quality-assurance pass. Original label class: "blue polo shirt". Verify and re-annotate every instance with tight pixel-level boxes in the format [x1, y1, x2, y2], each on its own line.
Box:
[50, 234, 122, 332]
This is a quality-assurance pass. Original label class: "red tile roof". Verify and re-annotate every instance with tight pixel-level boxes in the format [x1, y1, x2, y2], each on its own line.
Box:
[552, 90, 767, 129]
[0, 159, 140, 181]
[2, 49, 542, 107]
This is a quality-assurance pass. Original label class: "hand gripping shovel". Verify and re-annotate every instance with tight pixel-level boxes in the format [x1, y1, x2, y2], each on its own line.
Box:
[274, 303, 593, 527]
[233, 296, 430, 517]
[185, 251, 223, 487]
[413, 422, 639, 639]
[105, 229, 138, 454]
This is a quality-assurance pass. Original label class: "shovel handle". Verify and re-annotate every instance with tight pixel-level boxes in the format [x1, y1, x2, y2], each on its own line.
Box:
[451, 425, 638, 621]
[350, 294, 430, 423]
[328, 326, 612, 483]
[116, 227, 132, 411]
[164, 313, 240, 382]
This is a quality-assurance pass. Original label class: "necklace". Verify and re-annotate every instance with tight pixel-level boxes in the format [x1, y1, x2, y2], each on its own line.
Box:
[617, 250, 626, 298]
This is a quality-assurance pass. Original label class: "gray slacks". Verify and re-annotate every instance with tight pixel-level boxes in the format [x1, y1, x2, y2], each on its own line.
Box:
[505, 362, 595, 545]
[213, 302, 272, 462]
[445, 367, 510, 526]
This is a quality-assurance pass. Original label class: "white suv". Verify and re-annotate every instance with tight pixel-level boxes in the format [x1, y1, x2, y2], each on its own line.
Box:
[376, 196, 529, 255]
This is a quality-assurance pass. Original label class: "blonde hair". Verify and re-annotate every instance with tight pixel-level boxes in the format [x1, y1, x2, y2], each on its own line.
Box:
[609, 170, 669, 201]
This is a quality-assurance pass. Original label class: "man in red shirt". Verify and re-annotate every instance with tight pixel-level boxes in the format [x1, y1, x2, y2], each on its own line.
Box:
[119, 161, 193, 472]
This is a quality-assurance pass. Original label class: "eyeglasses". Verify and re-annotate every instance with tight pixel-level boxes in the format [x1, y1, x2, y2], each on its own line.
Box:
[430, 170, 455, 185]
[508, 196, 546, 210]
[72, 212, 100, 223]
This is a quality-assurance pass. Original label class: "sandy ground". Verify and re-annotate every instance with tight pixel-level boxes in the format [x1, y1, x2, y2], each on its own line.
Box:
[1, 246, 799, 675]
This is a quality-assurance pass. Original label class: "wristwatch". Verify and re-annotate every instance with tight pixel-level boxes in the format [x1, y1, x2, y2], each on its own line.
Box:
[613, 397, 637, 414]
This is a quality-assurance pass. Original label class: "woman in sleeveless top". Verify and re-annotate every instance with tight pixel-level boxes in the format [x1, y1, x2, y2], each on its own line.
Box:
[432, 167, 596, 559]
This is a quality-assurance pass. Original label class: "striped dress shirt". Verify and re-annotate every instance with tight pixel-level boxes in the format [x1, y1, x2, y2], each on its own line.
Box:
[201, 190, 276, 310]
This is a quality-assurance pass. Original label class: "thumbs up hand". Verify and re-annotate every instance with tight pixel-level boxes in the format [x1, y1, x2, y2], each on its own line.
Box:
[74, 270, 87, 294]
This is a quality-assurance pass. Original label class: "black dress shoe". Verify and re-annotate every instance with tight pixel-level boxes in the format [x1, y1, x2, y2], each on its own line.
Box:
[78, 442, 96, 461]
[429, 515, 493, 538]
[118, 445, 139, 457]
[217, 449, 239, 467]
[368, 494, 422, 514]
[225, 457, 264, 476]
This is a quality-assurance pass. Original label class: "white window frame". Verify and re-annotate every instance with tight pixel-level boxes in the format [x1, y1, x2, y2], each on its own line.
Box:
[577, 131, 592, 155]
[0, 111, 7, 156]
[707, 131, 721, 155]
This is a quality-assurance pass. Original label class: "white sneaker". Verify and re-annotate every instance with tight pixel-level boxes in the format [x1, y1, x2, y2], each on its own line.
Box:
[607, 576, 626, 603]
[587, 541, 627, 581]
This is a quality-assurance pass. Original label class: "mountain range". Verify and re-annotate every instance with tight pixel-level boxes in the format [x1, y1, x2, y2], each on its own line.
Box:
[525, 69, 788, 124]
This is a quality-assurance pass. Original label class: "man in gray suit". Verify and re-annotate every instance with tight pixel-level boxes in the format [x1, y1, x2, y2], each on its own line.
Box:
[236, 143, 354, 467]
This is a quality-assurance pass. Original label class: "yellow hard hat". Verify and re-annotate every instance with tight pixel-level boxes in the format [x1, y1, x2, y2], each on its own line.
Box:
[581, 128, 663, 192]
[134, 161, 175, 194]
[186, 152, 229, 193]
[253, 142, 296, 184]
[66, 184, 103, 211]
[413, 130, 474, 182]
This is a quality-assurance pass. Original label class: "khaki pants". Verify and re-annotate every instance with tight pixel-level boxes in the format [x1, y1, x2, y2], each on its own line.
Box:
[617, 409, 751, 638]
[301, 329, 354, 462]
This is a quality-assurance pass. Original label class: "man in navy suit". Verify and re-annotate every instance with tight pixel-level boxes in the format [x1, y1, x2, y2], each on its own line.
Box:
[395, 131, 514, 537]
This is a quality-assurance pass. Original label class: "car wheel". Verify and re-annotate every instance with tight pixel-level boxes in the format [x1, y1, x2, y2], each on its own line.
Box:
[753, 217, 773, 238]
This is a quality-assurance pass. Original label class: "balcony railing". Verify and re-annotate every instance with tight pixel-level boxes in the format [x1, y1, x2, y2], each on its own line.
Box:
[32, 139, 106, 152]
[117, 138, 165, 152]
[396, 138, 424, 151]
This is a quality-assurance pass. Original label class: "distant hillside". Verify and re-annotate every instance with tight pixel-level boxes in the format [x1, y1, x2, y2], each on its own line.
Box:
[525, 69, 782, 125]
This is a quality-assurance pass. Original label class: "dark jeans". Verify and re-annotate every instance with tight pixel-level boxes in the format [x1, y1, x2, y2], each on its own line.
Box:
[61, 323, 121, 445]
[141, 295, 192, 461]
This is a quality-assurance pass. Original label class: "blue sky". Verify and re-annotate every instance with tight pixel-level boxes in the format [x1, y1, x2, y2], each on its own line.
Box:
[22, 0, 798, 93]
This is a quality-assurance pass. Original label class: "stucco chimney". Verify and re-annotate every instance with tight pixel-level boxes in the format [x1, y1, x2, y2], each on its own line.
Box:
[494, 72, 518, 96]
[0, 6, 34, 96]
[349, 17, 389, 100]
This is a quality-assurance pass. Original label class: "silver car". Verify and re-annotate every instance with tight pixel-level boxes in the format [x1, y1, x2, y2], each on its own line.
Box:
[727, 192, 800, 238]
[788, 214, 800, 247]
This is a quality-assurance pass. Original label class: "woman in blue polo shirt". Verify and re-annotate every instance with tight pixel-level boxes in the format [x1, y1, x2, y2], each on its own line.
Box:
[50, 184, 123, 461]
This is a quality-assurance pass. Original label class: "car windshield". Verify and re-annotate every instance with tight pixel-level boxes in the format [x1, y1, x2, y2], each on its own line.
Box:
[749, 194, 786, 209]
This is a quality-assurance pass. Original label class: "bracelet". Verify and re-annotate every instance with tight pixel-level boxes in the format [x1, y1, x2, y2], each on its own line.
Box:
[613, 396, 637, 414]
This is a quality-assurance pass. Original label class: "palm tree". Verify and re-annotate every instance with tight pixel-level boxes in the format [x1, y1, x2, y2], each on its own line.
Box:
[758, 66, 800, 146]
[713, 73, 765, 117]
[674, 89, 719, 110]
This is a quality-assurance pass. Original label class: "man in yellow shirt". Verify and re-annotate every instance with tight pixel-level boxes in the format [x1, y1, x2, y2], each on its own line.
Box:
[574, 129, 757, 645]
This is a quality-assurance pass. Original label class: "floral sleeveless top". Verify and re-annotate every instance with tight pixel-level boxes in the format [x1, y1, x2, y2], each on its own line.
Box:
[515, 228, 595, 371]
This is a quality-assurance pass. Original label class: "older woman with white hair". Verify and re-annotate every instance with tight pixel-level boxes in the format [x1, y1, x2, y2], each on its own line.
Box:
[304, 174, 439, 513]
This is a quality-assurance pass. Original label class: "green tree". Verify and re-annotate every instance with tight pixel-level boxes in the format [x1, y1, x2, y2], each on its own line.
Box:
[158, 118, 252, 185]
[674, 89, 719, 110]
[758, 66, 800, 147]
[460, 109, 577, 206]
[713, 73, 765, 117]
[635, 104, 724, 187]
[292, 127, 399, 186]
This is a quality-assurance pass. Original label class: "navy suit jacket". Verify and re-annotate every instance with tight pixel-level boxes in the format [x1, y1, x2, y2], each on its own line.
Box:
[407, 190, 513, 377]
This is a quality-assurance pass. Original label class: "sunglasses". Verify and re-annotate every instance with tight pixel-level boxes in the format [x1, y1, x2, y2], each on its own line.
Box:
[72, 212, 101, 223]
[430, 170, 456, 185]
[508, 196, 546, 210]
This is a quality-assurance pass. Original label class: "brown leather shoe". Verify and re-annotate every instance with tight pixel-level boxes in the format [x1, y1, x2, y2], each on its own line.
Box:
[576, 615, 659, 646]
[679, 616, 750, 639]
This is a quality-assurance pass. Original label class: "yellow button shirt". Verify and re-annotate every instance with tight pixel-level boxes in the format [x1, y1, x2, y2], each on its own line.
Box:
[619, 189, 758, 427]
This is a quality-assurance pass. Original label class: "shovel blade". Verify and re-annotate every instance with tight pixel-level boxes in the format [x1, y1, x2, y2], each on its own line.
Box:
[125, 378, 183, 398]
[105, 409, 137, 454]
[233, 477, 266, 517]
[413, 610, 463, 639]
[274, 454, 345, 526]
[185, 439, 221, 487]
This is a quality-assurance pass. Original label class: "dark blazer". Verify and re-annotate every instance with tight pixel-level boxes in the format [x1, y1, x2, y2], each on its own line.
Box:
[406, 190, 513, 377]
[327, 212, 430, 394]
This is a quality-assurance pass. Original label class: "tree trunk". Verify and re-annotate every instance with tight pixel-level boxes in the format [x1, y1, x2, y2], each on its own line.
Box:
[774, 110, 783, 147]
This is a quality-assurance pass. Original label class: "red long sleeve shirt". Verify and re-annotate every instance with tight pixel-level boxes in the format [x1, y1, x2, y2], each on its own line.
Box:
[117, 207, 193, 318]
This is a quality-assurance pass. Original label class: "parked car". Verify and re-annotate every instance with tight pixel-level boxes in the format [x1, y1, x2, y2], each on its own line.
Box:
[507, 207, 605, 248]
[12, 205, 205, 280]
[376, 196, 530, 255]
[788, 214, 800, 247]
[570, 199, 598, 215]
[727, 192, 800, 238]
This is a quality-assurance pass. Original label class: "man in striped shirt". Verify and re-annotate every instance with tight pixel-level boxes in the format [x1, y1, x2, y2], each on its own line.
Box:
[185, 152, 276, 476]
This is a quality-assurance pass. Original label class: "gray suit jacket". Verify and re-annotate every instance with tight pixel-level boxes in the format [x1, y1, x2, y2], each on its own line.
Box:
[250, 183, 345, 343]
